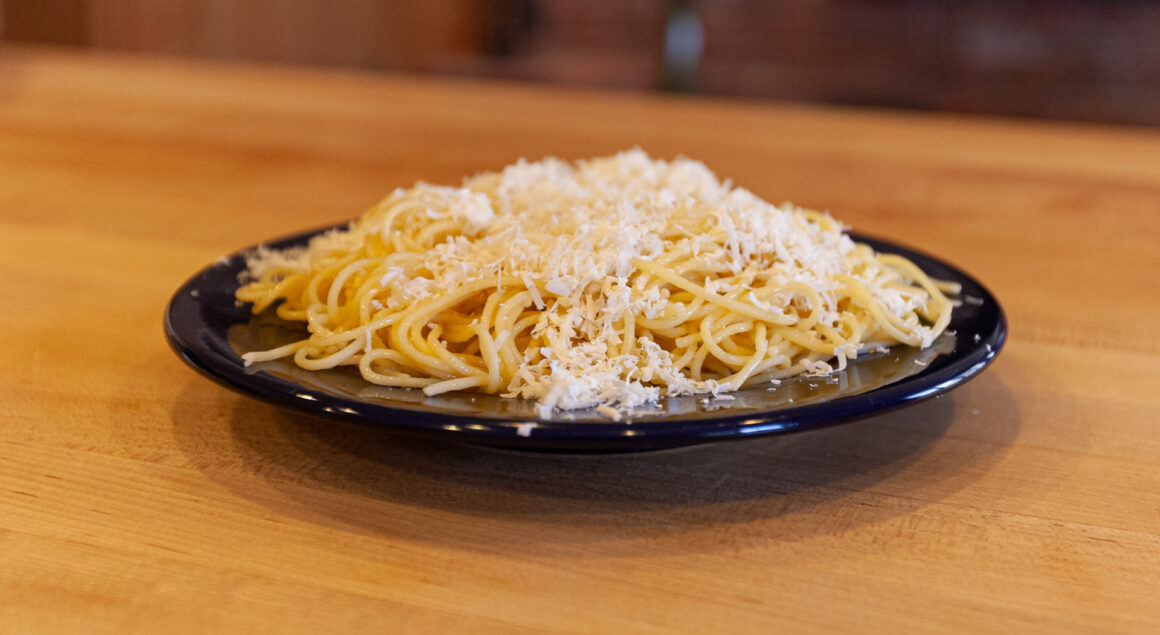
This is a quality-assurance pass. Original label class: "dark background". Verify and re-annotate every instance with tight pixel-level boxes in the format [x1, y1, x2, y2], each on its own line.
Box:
[3, 0, 1158, 125]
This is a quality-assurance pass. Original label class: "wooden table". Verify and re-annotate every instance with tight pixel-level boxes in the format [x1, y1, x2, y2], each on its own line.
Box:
[3, 45, 1159, 633]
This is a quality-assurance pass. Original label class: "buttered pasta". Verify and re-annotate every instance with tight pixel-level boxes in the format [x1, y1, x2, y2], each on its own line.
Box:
[237, 150, 956, 417]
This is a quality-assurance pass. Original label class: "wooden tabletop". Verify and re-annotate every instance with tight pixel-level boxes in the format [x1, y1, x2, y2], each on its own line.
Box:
[3, 45, 1159, 633]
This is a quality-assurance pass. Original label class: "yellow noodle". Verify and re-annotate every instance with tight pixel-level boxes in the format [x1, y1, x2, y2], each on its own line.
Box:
[236, 151, 955, 415]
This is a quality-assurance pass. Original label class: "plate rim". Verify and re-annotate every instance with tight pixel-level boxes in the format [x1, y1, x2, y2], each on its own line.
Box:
[164, 224, 1007, 451]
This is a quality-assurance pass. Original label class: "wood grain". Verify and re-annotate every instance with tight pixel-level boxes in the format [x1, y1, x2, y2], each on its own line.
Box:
[2, 45, 1159, 633]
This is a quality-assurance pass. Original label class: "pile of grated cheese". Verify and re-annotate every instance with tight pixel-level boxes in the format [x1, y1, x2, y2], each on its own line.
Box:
[249, 149, 939, 417]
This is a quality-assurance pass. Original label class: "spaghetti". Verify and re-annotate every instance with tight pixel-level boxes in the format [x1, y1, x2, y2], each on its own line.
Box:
[236, 150, 956, 417]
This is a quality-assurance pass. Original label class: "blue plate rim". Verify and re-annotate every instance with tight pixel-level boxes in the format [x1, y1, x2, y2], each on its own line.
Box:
[164, 224, 1006, 451]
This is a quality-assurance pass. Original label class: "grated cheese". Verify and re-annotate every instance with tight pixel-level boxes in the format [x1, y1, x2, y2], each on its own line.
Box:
[242, 149, 952, 415]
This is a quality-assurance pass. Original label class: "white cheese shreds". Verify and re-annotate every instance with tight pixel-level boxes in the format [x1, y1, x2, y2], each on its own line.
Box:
[238, 149, 955, 417]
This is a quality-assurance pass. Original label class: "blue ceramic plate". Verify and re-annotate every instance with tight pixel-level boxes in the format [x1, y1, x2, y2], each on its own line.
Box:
[165, 225, 1005, 452]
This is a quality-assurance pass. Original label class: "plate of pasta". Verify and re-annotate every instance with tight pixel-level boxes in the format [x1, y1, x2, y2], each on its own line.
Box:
[165, 151, 1005, 451]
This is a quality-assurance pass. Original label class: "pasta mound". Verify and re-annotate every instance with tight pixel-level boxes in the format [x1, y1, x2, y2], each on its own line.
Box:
[237, 150, 955, 417]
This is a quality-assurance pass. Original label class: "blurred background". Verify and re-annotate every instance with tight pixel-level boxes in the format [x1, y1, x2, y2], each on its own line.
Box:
[2, 0, 1158, 125]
